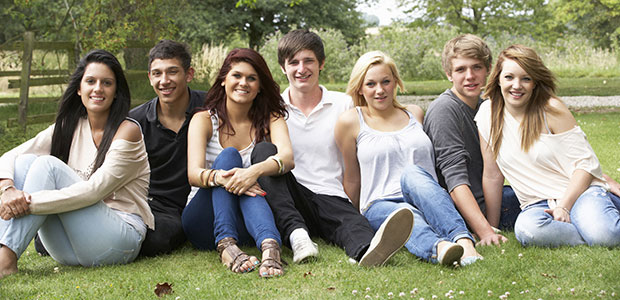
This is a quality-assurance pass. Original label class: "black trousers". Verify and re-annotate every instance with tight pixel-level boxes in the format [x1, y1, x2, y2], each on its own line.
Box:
[138, 198, 187, 257]
[251, 142, 374, 260]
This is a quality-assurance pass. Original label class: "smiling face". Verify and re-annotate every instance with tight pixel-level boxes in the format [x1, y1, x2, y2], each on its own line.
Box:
[148, 58, 193, 105]
[282, 49, 324, 93]
[360, 63, 396, 111]
[499, 58, 535, 112]
[447, 55, 488, 105]
[78, 62, 116, 115]
[223, 61, 260, 106]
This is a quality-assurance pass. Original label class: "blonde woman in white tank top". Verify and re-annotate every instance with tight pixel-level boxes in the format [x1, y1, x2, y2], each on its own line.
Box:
[335, 51, 483, 266]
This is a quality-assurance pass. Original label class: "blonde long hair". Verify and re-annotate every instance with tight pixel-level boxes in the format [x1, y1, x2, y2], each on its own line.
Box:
[346, 51, 405, 108]
[483, 44, 558, 158]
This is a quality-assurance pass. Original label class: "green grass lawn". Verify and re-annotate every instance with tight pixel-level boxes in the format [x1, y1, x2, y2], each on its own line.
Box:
[0, 112, 619, 299]
[1, 233, 619, 299]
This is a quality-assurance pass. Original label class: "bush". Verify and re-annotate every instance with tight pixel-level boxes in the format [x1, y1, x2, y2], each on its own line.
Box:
[482, 33, 620, 78]
[353, 25, 458, 81]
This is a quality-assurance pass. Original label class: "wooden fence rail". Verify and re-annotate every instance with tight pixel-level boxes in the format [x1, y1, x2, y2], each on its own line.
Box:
[0, 33, 152, 128]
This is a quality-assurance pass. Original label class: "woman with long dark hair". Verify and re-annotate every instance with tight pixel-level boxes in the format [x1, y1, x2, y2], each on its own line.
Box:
[182, 48, 292, 277]
[0, 50, 152, 278]
[477, 44, 620, 247]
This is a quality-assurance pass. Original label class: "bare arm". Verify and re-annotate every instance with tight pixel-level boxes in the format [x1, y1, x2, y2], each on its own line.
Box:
[221, 116, 294, 195]
[544, 99, 593, 222]
[334, 109, 361, 210]
[479, 131, 505, 228]
[187, 111, 213, 188]
[406, 104, 425, 124]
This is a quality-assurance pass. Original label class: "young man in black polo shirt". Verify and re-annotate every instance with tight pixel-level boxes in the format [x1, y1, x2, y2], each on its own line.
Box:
[129, 40, 206, 256]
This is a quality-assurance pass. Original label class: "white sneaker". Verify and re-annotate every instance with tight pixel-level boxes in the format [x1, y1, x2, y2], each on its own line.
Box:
[359, 207, 414, 267]
[291, 235, 319, 263]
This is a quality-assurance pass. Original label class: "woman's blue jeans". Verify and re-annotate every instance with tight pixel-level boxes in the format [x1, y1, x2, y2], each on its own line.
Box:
[363, 165, 474, 263]
[182, 147, 281, 251]
[514, 185, 620, 247]
[0, 154, 143, 266]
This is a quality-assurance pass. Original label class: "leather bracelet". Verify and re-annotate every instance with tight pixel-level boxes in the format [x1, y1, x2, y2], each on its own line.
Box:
[212, 170, 221, 187]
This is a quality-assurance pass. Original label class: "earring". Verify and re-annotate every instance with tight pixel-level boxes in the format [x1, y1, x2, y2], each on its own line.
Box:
[221, 81, 225, 87]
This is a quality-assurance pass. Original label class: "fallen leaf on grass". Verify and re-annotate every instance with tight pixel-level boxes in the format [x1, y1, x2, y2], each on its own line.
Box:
[327, 287, 336, 291]
[155, 282, 173, 297]
[541, 273, 557, 278]
[303, 271, 313, 278]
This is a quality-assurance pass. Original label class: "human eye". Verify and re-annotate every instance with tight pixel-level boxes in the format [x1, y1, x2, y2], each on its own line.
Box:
[454, 67, 464, 73]
[382, 79, 391, 85]
[522, 76, 532, 82]
[232, 73, 241, 78]
[247, 75, 257, 81]
[288, 59, 299, 66]
[151, 70, 161, 77]
[504, 75, 513, 80]
[365, 81, 376, 87]
[103, 80, 114, 86]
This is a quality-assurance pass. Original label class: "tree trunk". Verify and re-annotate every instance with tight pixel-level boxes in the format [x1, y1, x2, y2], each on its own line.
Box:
[123, 48, 149, 70]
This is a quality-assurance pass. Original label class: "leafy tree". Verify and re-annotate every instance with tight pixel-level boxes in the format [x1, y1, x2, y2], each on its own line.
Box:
[177, 0, 365, 49]
[551, 0, 620, 49]
[0, 0, 71, 44]
[401, 0, 560, 40]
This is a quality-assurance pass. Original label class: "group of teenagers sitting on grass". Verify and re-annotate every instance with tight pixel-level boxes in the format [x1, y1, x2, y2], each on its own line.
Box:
[1, 30, 620, 279]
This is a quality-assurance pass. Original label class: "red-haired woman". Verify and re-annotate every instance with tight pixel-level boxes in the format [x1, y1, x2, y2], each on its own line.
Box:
[182, 48, 292, 277]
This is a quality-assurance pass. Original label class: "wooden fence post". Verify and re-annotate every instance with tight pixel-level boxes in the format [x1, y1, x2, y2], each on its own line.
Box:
[18, 31, 34, 130]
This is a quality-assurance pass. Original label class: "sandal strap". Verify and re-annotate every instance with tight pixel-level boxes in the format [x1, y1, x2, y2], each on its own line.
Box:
[216, 237, 237, 258]
[217, 237, 251, 272]
[260, 239, 284, 277]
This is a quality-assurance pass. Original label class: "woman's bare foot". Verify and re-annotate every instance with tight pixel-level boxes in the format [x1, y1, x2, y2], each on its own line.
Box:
[0, 245, 18, 278]
[217, 237, 259, 273]
[259, 238, 283, 278]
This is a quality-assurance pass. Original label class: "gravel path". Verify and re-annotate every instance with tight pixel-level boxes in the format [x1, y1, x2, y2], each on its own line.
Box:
[400, 95, 620, 111]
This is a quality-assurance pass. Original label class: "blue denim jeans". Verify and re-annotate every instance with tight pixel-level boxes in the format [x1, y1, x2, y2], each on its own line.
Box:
[182, 147, 281, 251]
[364, 165, 474, 263]
[0, 154, 143, 266]
[514, 185, 620, 247]
[498, 186, 521, 230]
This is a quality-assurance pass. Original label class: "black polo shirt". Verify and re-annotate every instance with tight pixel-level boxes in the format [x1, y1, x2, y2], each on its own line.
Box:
[129, 88, 206, 211]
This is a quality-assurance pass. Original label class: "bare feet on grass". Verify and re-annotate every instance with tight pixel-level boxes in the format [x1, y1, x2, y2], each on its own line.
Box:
[0, 245, 18, 279]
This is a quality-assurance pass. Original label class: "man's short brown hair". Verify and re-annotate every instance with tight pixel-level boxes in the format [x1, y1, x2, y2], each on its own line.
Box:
[441, 34, 492, 75]
[277, 29, 325, 68]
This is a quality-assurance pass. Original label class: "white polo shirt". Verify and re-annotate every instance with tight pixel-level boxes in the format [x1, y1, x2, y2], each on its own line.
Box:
[282, 85, 353, 199]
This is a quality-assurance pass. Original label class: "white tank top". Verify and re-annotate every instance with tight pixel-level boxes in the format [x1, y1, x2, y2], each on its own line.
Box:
[187, 112, 255, 204]
[356, 107, 437, 212]
[205, 112, 254, 169]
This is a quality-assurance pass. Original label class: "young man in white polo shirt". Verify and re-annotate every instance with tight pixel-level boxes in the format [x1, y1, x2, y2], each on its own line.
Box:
[251, 29, 413, 266]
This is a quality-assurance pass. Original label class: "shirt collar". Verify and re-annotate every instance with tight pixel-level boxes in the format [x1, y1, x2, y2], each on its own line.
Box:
[145, 87, 199, 122]
[282, 85, 334, 109]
